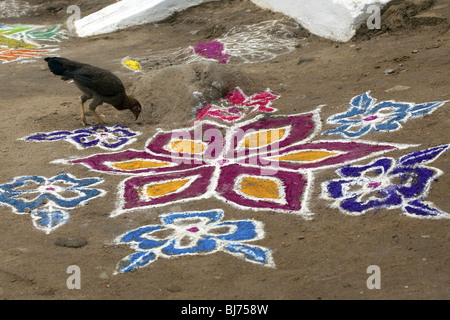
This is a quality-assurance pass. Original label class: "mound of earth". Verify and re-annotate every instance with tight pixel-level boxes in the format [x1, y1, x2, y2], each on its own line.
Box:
[354, 0, 449, 41]
[130, 61, 263, 127]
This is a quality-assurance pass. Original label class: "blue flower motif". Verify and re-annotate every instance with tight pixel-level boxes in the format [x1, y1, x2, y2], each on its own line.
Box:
[322, 92, 447, 138]
[321, 145, 450, 218]
[21, 125, 141, 150]
[114, 209, 275, 273]
[0, 174, 106, 233]
[31, 203, 71, 234]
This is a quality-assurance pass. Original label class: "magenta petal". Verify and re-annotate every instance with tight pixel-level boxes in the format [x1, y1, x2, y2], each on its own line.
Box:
[121, 166, 216, 211]
[71, 150, 203, 175]
[216, 163, 308, 212]
[246, 141, 398, 170]
[196, 105, 213, 121]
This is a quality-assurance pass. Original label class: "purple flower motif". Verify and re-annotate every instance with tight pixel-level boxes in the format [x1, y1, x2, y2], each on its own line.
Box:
[322, 145, 450, 218]
[21, 125, 141, 151]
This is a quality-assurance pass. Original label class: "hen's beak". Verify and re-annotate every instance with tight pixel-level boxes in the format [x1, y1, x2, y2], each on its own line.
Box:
[131, 107, 141, 121]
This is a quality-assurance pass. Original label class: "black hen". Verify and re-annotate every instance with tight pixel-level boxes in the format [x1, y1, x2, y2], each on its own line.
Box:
[44, 57, 141, 126]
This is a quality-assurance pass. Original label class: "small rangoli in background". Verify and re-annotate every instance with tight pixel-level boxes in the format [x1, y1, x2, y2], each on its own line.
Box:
[21, 125, 141, 151]
[196, 87, 279, 123]
[0, 24, 68, 63]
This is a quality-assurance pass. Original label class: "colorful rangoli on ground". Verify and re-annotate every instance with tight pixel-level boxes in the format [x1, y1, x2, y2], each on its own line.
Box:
[58, 104, 410, 219]
[0, 24, 68, 63]
[2, 86, 447, 271]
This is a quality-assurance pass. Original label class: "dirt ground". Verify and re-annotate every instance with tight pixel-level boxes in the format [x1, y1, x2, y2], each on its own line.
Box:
[0, 0, 449, 301]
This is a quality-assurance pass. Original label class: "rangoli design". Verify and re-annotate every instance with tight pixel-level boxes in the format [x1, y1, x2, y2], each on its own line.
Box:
[0, 24, 68, 63]
[321, 145, 450, 219]
[196, 87, 278, 123]
[0, 174, 106, 233]
[322, 92, 447, 138]
[58, 105, 404, 219]
[2, 77, 446, 274]
[1, 0, 448, 276]
[126, 20, 303, 70]
[21, 125, 141, 151]
[114, 209, 274, 273]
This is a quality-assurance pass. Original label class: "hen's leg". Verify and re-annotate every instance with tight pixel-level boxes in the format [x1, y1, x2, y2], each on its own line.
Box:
[80, 94, 90, 126]
[89, 98, 105, 125]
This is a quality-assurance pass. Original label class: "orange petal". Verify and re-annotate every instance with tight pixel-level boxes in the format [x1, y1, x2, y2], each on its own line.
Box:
[111, 160, 172, 171]
[142, 178, 192, 199]
[168, 140, 205, 154]
[239, 176, 281, 200]
[242, 128, 286, 149]
[273, 150, 339, 162]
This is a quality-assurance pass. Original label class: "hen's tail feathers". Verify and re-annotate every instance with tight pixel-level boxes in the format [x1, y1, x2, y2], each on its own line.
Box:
[44, 57, 84, 79]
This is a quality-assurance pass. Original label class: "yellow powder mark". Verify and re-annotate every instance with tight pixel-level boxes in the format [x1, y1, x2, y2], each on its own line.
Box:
[123, 59, 141, 70]
[240, 177, 281, 199]
[169, 140, 204, 154]
[144, 178, 191, 199]
[0, 36, 37, 49]
[274, 150, 339, 162]
[242, 129, 285, 149]
[112, 160, 171, 171]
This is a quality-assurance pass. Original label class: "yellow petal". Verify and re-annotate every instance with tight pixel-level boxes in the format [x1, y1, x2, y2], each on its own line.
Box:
[239, 176, 281, 199]
[242, 128, 286, 149]
[112, 160, 172, 171]
[273, 150, 339, 162]
[143, 178, 191, 199]
[169, 140, 205, 154]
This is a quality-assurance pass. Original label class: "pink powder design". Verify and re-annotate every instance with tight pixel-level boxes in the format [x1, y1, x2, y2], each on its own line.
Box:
[368, 182, 382, 189]
[196, 87, 279, 123]
[363, 116, 378, 121]
[193, 40, 231, 64]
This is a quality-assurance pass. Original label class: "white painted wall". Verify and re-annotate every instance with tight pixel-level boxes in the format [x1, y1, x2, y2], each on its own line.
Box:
[74, 0, 217, 37]
[74, 0, 393, 42]
[250, 0, 393, 42]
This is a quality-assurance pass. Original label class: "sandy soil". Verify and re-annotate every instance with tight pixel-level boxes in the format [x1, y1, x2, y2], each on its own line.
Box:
[0, 0, 449, 301]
